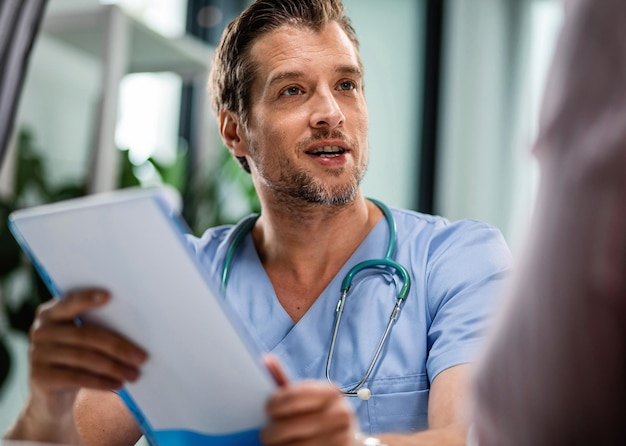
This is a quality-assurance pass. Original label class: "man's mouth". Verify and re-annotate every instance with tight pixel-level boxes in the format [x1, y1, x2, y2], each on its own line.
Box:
[306, 146, 347, 158]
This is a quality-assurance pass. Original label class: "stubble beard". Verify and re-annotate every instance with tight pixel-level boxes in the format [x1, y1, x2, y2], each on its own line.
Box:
[281, 164, 363, 205]
[249, 136, 367, 210]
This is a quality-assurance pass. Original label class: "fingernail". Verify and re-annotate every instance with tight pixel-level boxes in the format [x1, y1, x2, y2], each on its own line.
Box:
[126, 368, 140, 381]
[92, 292, 108, 302]
[133, 349, 148, 364]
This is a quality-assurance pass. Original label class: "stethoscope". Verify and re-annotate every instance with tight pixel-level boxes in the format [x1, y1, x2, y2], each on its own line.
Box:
[220, 199, 411, 401]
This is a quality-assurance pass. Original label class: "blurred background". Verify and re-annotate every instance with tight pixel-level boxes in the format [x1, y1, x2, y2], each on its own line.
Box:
[0, 0, 563, 435]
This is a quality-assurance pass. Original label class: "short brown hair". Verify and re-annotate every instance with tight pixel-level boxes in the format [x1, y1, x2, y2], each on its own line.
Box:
[208, 0, 361, 172]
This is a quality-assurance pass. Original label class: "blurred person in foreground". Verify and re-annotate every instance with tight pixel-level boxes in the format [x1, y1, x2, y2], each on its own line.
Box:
[471, 0, 626, 444]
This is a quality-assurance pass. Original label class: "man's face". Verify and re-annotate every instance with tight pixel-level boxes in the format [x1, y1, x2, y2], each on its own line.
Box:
[239, 22, 369, 206]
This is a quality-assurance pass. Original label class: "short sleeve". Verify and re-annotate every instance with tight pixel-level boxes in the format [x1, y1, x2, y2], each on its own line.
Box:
[424, 220, 512, 381]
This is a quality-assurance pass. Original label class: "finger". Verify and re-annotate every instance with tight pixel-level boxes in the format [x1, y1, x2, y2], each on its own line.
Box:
[34, 289, 110, 325]
[261, 396, 354, 445]
[263, 354, 290, 387]
[30, 324, 147, 368]
[266, 381, 343, 419]
[30, 363, 125, 392]
[262, 419, 351, 446]
[31, 343, 141, 385]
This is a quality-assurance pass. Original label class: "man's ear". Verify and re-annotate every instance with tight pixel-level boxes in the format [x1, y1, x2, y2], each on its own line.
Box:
[219, 110, 248, 157]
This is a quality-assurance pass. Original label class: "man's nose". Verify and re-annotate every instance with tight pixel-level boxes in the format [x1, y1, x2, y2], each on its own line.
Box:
[309, 88, 345, 129]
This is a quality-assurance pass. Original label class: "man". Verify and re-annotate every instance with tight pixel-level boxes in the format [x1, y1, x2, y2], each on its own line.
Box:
[4, 0, 511, 444]
[471, 0, 626, 444]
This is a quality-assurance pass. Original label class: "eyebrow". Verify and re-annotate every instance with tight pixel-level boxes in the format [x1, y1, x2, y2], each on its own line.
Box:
[267, 71, 305, 89]
[335, 65, 363, 77]
[266, 65, 363, 89]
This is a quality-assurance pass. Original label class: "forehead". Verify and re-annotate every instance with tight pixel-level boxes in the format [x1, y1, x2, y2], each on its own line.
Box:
[248, 22, 362, 86]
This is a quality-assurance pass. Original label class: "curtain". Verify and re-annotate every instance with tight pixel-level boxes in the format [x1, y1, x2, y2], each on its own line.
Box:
[0, 0, 48, 168]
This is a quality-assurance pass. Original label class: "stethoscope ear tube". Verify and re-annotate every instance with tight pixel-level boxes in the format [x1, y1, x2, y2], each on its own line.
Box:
[340, 258, 410, 301]
[328, 197, 412, 398]
[326, 198, 411, 400]
[326, 277, 407, 399]
[221, 214, 259, 293]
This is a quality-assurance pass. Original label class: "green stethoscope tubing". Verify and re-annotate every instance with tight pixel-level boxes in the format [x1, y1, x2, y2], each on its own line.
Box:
[220, 198, 411, 399]
[221, 214, 258, 294]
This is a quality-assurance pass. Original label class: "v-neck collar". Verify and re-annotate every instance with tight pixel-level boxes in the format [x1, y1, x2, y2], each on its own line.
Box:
[224, 214, 390, 377]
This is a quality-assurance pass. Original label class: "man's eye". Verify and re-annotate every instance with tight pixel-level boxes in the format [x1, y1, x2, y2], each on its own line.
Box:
[281, 86, 303, 96]
[338, 81, 356, 91]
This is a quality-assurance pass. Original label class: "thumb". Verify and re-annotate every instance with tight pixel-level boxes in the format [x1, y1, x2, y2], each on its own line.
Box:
[263, 354, 290, 387]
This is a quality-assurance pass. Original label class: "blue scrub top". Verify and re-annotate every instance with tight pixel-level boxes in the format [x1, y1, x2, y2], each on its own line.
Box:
[188, 206, 512, 435]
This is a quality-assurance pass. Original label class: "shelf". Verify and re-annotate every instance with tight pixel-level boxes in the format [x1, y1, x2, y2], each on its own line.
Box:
[41, 4, 213, 78]
[37, 4, 214, 193]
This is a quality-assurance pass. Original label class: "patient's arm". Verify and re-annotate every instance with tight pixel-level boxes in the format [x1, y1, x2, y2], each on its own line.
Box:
[472, 0, 626, 444]
[74, 389, 142, 445]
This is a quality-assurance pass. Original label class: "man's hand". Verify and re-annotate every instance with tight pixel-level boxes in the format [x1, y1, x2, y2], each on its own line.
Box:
[261, 355, 360, 446]
[5, 289, 147, 443]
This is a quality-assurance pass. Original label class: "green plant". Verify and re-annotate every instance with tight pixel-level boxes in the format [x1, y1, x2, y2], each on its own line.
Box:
[188, 145, 260, 234]
[0, 128, 86, 392]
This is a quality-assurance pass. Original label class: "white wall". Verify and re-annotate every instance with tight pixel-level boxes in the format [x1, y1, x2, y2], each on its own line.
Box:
[437, 0, 562, 249]
[15, 36, 101, 187]
[345, 0, 424, 210]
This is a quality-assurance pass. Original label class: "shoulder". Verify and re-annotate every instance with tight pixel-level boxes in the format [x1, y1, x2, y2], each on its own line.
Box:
[391, 207, 508, 248]
[183, 214, 259, 272]
[182, 222, 243, 290]
[185, 224, 233, 258]
[390, 207, 512, 271]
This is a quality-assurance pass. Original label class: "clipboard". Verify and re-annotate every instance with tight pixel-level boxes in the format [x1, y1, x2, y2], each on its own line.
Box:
[8, 186, 276, 446]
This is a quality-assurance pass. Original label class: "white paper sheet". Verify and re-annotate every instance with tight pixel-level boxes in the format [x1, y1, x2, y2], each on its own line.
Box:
[9, 187, 275, 438]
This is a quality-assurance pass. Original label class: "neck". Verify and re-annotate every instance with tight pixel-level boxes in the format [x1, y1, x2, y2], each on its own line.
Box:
[253, 193, 380, 262]
[250, 193, 383, 322]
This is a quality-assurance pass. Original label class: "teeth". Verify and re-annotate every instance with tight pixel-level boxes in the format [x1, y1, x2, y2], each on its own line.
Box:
[312, 146, 343, 154]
